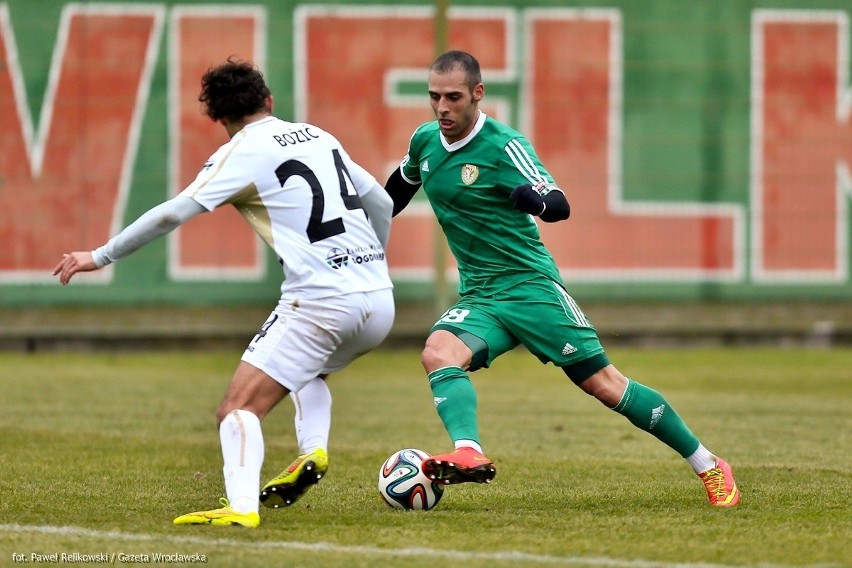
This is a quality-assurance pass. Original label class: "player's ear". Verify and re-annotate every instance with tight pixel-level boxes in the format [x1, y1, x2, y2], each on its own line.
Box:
[472, 83, 484, 103]
[266, 95, 274, 113]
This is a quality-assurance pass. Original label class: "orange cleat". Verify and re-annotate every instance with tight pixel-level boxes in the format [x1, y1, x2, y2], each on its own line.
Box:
[421, 447, 496, 485]
[699, 458, 741, 507]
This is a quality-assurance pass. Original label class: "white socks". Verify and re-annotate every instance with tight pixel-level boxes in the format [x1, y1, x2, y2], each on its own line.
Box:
[686, 443, 717, 474]
[291, 378, 332, 454]
[220, 409, 264, 514]
[218, 379, 331, 514]
[454, 439, 483, 453]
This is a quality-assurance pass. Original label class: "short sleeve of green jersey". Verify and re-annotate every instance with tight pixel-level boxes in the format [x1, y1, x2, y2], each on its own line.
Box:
[498, 135, 556, 190]
[400, 123, 433, 185]
[401, 152, 421, 184]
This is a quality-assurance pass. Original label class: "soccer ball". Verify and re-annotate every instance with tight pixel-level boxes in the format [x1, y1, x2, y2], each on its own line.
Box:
[377, 448, 444, 510]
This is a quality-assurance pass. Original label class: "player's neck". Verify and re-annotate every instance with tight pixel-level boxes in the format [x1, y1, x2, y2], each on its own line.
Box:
[223, 112, 271, 138]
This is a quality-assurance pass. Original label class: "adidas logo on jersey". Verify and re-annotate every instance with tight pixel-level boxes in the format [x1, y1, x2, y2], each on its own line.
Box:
[421, 161, 429, 172]
[561, 342, 577, 355]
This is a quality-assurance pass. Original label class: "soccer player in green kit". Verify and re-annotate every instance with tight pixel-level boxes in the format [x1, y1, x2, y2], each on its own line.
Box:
[384, 50, 740, 507]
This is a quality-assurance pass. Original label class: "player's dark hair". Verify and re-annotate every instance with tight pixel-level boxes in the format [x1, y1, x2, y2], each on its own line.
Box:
[198, 57, 271, 122]
[431, 50, 482, 91]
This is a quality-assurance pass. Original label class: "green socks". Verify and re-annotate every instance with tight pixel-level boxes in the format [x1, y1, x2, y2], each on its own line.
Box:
[427, 369, 700, 458]
[612, 379, 701, 457]
[428, 366, 480, 444]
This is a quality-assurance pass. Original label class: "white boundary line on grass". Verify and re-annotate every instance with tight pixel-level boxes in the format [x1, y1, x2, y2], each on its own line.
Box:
[0, 524, 833, 568]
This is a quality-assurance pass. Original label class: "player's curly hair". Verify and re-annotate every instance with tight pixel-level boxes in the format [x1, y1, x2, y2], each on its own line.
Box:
[198, 57, 271, 122]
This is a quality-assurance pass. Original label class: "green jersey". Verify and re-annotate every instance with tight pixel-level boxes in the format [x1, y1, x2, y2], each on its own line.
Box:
[400, 112, 563, 296]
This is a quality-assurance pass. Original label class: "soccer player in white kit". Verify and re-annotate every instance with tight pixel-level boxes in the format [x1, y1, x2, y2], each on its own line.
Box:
[53, 59, 395, 527]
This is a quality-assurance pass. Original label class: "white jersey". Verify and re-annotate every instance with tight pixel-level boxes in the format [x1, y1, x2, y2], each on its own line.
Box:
[181, 116, 393, 299]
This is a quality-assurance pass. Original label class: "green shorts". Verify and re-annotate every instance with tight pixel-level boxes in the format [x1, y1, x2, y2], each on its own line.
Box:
[432, 278, 610, 382]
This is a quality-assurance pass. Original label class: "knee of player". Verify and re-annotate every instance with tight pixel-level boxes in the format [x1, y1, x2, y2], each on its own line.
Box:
[420, 344, 440, 372]
[420, 342, 471, 373]
[421, 342, 459, 372]
[421, 329, 474, 372]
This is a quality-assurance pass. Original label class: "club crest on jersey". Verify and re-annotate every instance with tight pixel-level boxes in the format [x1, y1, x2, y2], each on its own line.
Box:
[461, 164, 479, 185]
[325, 248, 349, 269]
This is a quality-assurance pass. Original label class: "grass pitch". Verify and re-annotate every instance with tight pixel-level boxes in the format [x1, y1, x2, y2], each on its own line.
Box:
[0, 347, 849, 567]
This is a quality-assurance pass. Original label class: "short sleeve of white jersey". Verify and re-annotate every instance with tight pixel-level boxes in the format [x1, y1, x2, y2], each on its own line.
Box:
[180, 135, 255, 211]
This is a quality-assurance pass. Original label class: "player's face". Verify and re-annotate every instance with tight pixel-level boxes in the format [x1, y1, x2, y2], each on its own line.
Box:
[428, 67, 483, 144]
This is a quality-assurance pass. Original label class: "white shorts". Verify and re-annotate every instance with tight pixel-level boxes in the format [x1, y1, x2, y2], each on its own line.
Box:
[241, 288, 395, 392]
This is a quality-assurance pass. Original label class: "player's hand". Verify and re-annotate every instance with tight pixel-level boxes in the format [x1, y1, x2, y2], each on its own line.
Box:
[52, 251, 98, 285]
[509, 183, 546, 216]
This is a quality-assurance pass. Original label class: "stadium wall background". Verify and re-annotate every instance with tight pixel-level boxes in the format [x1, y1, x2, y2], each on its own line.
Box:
[1, 0, 851, 308]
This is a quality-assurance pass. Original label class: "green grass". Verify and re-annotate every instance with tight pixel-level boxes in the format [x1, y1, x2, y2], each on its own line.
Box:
[0, 348, 849, 567]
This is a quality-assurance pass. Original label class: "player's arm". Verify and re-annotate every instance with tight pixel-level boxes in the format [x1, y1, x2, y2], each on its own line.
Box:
[359, 184, 393, 250]
[509, 182, 570, 223]
[503, 137, 570, 222]
[338, 155, 393, 249]
[384, 167, 421, 217]
[52, 195, 206, 285]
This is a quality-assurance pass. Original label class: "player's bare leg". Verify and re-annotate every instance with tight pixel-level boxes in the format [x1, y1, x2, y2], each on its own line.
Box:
[175, 363, 287, 527]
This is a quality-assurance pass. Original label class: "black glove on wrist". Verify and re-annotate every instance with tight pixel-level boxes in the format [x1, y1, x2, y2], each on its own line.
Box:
[509, 183, 546, 216]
